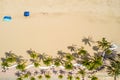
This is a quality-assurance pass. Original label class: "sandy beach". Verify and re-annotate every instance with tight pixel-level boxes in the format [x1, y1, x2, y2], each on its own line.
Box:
[0, 0, 120, 80]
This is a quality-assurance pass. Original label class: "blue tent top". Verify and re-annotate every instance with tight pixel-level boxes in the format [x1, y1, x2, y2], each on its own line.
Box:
[3, 16, 12, 22]
[24, 11, 30, 17]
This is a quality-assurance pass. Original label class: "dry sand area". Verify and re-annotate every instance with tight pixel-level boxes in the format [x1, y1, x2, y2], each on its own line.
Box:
[0, 0, 120, 79]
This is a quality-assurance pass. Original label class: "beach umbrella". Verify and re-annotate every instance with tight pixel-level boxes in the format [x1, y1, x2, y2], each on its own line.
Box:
[3, 16, 12, 22]
[24, 11, 30, 17]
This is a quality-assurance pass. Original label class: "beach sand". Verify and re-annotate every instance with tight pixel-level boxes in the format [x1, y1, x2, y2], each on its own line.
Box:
[0, 0, 120, 80]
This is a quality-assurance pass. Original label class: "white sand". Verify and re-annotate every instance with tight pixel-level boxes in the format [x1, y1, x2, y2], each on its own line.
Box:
[0, 0, 120, 80]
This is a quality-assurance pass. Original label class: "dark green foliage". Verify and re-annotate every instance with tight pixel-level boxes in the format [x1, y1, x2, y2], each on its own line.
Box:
[97, 37, 111, 50]
[106, 60, 120, 80]
[90, 76, 98, 80]
[54, 60, 61, 66]
[27, 49, 38, 59]
[43, 56, 53, 66]
[65, 53, 74, 61]
[45, 74, 51, 79]
[37, 75, 43, 79]
[16, 77, 23, 80]
[30, 76, 36, 80]
[78, 47, 87, 55]
[34, 62, 40, 67]
[64, 62, 73, 70]
[67, 75, 73, 80]
[58, 74, 63, 79]
[16, 63, 26, 71]
[1, 37, 120, 80]
[75, 76, 80, 80]
[77, 68, 86, 80]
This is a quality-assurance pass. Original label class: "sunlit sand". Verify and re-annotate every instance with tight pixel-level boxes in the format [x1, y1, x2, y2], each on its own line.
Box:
[0, 0, 120, 80]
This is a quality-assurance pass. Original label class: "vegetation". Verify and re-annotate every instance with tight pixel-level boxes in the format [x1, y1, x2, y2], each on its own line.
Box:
[58, 74, 63, 79]
[45, 74, 51, 80]
[0, 37, 120, 80]
[90, 75, 99, 80]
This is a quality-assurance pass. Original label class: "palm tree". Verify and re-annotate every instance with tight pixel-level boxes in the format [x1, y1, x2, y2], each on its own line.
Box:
[16, 55, 24, 63]
[90, 75, 99, 80]
[58, 74, 63, 79]
[6, 57, 16, 63]
[16, 62, 26, 71]
[23, 73, 30, 79]
[65, 53, 74, 62]
[75, 76, 80, 80]
[53, 57, 61, 67]
[67, 75, 73, 80]
[96, 38, 112, 62]
[16, 70, 31, 80]
[54, 60, 61, 67]
[22, 70, 31, 79]
[90, 55, 103, 70]
[53, 56, 65, 66]
[27, 49, 38, 59]
[30, 76, 36, 80]
[33, 61, 40, 67]
[82, 36, 94, 46]
[64, 61, 74, 70]
[27, 49, 41, 68]
[97, 38, 110, 49]
[80, 56, 92, 70]
[16, 77, 23, 80]
[77, 68, 86, 80]
[81, 52, 103, 71]
[1, 51, 18, 72]
[45, 74, 51, 80]
[97, 38, 111, 51]
[4, 51, 17, 63]
[43, 56, 53, 66]
[106, 60, 120, 80]
[1, 61, 9, 72]
[37, 75, 43, 80]
[77, 47, 87, 56]
[5, 51, 17, 59]
[30, 51, 38, 59]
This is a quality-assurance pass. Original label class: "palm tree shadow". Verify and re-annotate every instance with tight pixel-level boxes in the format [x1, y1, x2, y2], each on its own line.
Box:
[67, 44, 76, 52]
[15, 71, 21, 77]
[1, 51, 13, 62]
[5, 51, 12, 58]
[26, 49, 33, 55]
[92, 46, 99, 51]
[82, 36, 94, 46]
[1, 58, 6, 62]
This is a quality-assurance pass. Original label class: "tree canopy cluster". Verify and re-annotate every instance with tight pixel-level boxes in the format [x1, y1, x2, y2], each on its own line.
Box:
[1, 37, 120, 80]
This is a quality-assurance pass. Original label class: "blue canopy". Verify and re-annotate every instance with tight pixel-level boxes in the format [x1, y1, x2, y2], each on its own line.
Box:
[3, 16, 12, 21]
[24, 11, 30, 17]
